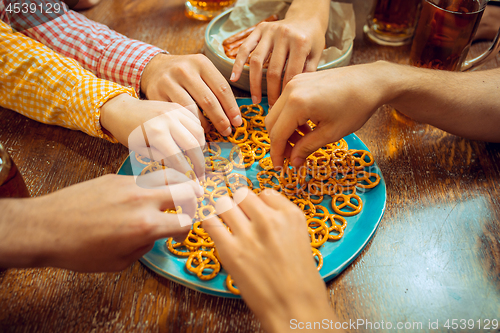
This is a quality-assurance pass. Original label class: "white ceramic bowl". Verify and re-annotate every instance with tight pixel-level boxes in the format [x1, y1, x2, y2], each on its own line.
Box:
[204, 8, 353, 93]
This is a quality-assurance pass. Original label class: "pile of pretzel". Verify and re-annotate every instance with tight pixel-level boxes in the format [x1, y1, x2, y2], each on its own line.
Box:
[137, 104, 381, 295]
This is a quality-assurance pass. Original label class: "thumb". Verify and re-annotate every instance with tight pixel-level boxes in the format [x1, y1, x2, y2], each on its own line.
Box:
[289, 124, 340, 167]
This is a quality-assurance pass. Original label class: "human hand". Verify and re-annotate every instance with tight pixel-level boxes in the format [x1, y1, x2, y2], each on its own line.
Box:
[0, 169, 200, 272]
[140, 53, 242, 136]
[203, 188, 337, 332]
[265, 62, 393, 168]
[231, 0, 330, 107]
[100, 94, 206, 179]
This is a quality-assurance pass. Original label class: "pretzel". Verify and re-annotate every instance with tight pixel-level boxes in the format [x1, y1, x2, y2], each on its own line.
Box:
[135, 152, 152, 165]
[251, 131, 271, 148]
[224, 173, 254, 192]
[204, 142, 222, 157]
[307, 218, 329, 248]
[355, 171, 381, 189]
[198, 205, 217, 220]
[331, 193, 363, 216]
[167, 238, 197, 257]
[258, 156, 274, 170]
[209, 186, 232, 206]
[226, 275, 240, 295]
[228, 127, 249, 145]
[229, 143, 255, 169]
[140, 161, 165, 175]
[160, 103, 382, 295]
[240, 104, 264, 117]
[186, 251, 221, 280]
[312, 248, 323, 271]
[205, 156, 233, 174]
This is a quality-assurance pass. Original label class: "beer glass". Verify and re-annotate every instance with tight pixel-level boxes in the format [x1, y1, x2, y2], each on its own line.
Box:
[185, 0, 236, 21]
[364, 0, 423, 46]
[0, 143, 30, 198]
[410, 0, 500, 71]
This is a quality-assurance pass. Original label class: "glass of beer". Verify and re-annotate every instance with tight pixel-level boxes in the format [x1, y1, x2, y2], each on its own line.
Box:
[410, 0, 500, 71]
[185, 0, 236, 21]
[0, 143, 30, 198]
[364, 0, 423, 46]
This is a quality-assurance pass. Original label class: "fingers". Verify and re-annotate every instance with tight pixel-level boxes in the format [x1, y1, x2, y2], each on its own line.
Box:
[150, 213, 193, 240]
[150, 137, 194, 176]
[182, 76, 233, 136]
[215, 195, 251, 236]
[267, 99, 301, 169]
[200, 66, 242, 128]
[232, 30, 262, 82]
[157, 183, 198, 217]
[136, 168, 203, 196]
[249, 34, 273, 104]
[266, 40, 288, 107]
[289, 124, 338, 167]
[232, 188, 270, 225]
[202, 215, 235, 250]
[258, 188, 293, 210]
[282, 46, 309, 88]
[303, 49, 322, 73]
[169, 124, 205, 179]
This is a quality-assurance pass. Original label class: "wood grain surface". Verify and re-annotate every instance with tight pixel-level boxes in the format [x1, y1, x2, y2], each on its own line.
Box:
[1, 0, 499, 332]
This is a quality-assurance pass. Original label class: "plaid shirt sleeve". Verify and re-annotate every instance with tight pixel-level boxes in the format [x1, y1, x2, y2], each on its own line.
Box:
[0, 0, 166, 95]
[0, 20, 137, 142]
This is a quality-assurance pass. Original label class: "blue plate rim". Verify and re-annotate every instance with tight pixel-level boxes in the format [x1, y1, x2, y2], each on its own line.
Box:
[117, 97, 386, 298]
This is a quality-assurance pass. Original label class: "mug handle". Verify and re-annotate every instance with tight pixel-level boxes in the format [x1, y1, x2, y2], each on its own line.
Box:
[462, 27, 500, 71]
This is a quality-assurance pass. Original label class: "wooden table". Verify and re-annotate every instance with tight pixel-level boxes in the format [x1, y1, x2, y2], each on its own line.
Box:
[1, 0, 499, 332]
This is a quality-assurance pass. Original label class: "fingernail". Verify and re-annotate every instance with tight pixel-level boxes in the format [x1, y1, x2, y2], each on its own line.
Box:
[230, 72, 235, 81]
[221, 127, 232, 136]
[252, 96, 258, 104]
[292, 157, 305, 167]
[232, 115, 242, 126]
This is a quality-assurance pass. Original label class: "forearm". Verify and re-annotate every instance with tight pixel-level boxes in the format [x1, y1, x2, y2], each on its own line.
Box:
[0, 21, 136, 141]
[258, 292, 341, 332]
[286, 0, 330, 28]
[0, 199, 48, 268]
[1, 1, 165, 94]
[378, 61, 500, 142]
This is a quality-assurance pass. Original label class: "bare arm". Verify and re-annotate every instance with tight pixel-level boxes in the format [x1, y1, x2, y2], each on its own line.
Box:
[266, 61, 500, 168]
[0, 170, 200, 272]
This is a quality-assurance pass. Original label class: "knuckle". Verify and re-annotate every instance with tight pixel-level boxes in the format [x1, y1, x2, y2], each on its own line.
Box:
[202, 95, 215, 108]
[287, 91, 306, 107]
[191, 53, 209, 64]
[218, 83, 231, 95]
[267, 68, 282, 81]
[249, 56, 263, 67]
[278, 25, 292, 38]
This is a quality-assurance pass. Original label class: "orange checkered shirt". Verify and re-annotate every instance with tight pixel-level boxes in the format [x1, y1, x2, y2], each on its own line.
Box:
[0, 19, 137, 142]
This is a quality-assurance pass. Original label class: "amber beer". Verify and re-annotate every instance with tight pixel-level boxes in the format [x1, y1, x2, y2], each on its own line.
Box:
[365, 0, 422, 46]
[0, 143, 29, 198]
[410, 0, 484, 71]
[185, 0, 236, 21]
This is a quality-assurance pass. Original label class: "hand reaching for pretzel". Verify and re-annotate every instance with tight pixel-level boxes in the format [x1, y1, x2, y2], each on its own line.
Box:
[203, 188, 341, 333]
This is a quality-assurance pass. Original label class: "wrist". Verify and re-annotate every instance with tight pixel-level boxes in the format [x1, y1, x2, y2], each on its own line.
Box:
[256, 281, 336, 332]
[0, 198, 51, 268]
[368, 61, 416, 107]
[100, 93, 139, 144]
[286, 0, 330, 27]
[140, 53, 169, 98]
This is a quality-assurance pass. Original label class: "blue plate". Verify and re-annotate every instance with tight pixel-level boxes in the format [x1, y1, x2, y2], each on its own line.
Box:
[117, 98, 386, 298]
